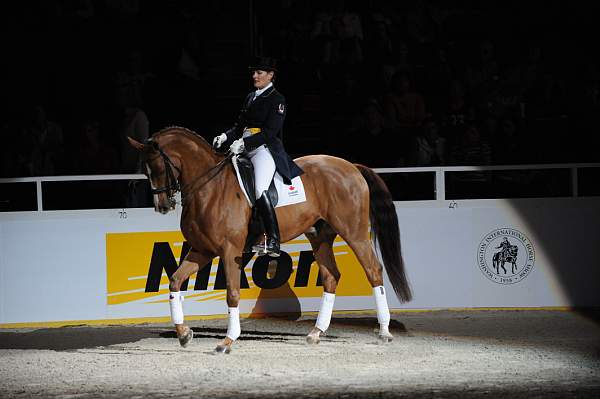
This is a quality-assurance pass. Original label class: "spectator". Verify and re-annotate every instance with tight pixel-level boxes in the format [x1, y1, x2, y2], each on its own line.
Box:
[0, 119, 30, 177]
[440, 79, 475, 145]
[310, 6, 335, 65]
[392, 41, 414, 80]
[111, 103, 150, 208]
[383, 69, 427, 165]
[449, 122, 492, 166]
[311, 2, 362, 68]
[408, 116, 446, 166]
[520, 43, 545, 94]
[330, 1, 363, 66]
[383, 70, 426, 131]
[21, 105, 65, 176]
[113, 49, 151, 176]
[117, 106, 149, 174]
[424, 45, 457, 116]
[492, 117, 525, 165]
[448, 122, 492, 198]
[115, 49, 155, 112]
[72, 120, 119, 175]
[406, 0, 438, 46]
[364, 12, 395, 67]
[347, 95, 387, 165]
[466, 39, 500, 103]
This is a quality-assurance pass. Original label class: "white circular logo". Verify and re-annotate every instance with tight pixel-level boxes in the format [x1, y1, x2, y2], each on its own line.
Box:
[477, 228, 535, 285]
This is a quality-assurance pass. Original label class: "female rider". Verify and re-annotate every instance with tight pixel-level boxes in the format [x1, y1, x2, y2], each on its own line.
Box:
[212, 56, 303, 257]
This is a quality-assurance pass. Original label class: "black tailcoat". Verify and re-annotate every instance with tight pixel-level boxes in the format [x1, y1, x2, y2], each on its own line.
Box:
[225, 86, 303, 184]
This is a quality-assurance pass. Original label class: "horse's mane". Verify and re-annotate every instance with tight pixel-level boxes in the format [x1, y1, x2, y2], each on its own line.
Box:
[152, 126, 212, 150]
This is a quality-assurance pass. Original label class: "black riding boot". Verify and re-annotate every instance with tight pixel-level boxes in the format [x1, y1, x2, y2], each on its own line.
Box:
[253, 191, 280, 257]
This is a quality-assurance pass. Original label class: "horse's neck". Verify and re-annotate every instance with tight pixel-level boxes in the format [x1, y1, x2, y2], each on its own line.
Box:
[159, 132, 231, 209]
[180, 152, 219, 184]
[169, 136, 218, 182]
[177, 144, 231, 203]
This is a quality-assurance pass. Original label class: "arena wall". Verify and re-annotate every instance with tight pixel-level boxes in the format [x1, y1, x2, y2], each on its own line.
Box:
[1, 196, 598, 326]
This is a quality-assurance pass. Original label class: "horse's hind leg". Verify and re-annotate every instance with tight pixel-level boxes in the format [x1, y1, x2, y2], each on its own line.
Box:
[306, 223, 339, 344]
[169, 249, 211, 347]
[343, 238, 394, 343]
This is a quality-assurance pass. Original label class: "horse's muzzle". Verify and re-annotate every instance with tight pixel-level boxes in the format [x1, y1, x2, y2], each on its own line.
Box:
[157, 205, 171, 215]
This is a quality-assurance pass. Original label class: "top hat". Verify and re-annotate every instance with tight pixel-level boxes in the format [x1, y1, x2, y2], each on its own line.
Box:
[248, 56, 278, 72]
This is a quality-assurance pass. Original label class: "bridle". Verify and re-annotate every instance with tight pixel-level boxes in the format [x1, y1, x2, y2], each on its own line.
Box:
[145, 139, 233, 207]
[146, 140, 181, 201]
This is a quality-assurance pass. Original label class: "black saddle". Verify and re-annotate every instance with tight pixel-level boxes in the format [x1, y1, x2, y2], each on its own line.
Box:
[235, 155, 278, 253]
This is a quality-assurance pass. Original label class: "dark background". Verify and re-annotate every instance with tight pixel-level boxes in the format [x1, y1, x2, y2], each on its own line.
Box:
[1, 0, 599, 206]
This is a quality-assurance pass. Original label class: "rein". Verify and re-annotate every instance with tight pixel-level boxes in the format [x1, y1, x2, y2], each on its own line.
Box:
[180, 152, 233, 205]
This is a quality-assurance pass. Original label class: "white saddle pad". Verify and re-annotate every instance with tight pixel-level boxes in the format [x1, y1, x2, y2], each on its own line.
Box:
[232, 156, 307, 208]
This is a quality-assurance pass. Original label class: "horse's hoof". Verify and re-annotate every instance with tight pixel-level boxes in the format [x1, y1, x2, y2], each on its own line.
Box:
[306, 334, 320, 345]
[378, 333, 394, 344]
[178, 328, 193, 348]
[215, 344, 231, 354]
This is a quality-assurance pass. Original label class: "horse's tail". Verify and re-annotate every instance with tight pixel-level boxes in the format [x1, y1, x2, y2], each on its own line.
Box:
[355, 164, 412, 303]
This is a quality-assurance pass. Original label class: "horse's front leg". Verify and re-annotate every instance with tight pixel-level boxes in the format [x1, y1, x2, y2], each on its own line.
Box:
[500, 261, 507, 274]
[492, 255, 498, 274]
[306, 226, 340, 344]
[169, 250, 210, 347]
[307, 263, 340, 344]
[215, 249, 244, 354]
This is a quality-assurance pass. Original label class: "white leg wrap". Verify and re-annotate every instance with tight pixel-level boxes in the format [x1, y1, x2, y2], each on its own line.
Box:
[315, 292, 336, 332]
[373, 286, 390, 333]
[226, 307, 241, 341]
[169, 291, 184, 325]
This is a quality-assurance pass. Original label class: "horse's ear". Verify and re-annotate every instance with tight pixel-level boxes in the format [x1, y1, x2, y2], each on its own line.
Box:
[127, 136, 145, 151]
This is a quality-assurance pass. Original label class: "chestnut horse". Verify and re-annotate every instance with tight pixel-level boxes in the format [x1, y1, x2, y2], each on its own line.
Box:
[129, 126, 411, 353]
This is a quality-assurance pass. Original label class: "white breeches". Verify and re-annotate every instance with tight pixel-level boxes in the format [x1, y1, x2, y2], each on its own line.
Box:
[247, 145, 276, 199]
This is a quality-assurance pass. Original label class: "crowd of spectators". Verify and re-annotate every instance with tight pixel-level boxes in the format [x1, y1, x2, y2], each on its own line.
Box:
[1, 0, 218, 179]
[257, 0, 600, 170]
[1, 0, 599, 182]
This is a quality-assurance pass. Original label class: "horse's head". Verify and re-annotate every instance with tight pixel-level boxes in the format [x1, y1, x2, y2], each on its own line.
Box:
[128, 136, 181, 214]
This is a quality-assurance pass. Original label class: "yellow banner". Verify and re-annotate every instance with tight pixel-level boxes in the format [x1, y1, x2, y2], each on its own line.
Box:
[106, 232, 372, 306]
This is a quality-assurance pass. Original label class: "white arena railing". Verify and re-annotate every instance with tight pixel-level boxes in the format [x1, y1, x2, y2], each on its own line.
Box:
[0, 163, 599, 212]
[373, 163, 600, 201]
[1, 162, 599, 323]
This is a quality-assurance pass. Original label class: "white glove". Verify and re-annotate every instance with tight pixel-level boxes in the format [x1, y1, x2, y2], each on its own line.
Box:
[212, 133, 227, 149]
[229, 138, 245, 154]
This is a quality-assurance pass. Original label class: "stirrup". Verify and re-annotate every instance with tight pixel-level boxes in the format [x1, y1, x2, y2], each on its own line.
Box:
[252, 234, 280, 257]
[251, 242, 280, 257]
[251, 243, 268, 256]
